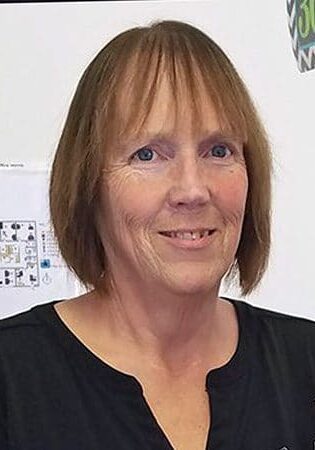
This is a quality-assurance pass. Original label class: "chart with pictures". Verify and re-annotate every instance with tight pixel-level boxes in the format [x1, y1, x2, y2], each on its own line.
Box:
[0, 167, 82, 315]
[0, 219, 66, 289]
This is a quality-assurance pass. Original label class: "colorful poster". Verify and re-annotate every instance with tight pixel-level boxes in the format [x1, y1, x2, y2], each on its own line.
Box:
[288, 0, 315, 72]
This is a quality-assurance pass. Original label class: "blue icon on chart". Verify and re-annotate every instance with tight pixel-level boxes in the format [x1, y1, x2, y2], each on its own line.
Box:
[40, 259, 51, 269]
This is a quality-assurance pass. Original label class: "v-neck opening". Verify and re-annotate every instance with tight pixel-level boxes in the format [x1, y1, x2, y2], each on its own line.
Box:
[32, 296, 253, 449]
[34, 296, 250, 387]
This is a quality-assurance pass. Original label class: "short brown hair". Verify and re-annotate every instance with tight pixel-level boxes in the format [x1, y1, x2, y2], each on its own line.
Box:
[49, 19, 273, 297]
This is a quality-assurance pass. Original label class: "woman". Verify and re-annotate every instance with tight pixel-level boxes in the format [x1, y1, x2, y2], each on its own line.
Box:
[1, 19, 315, 450]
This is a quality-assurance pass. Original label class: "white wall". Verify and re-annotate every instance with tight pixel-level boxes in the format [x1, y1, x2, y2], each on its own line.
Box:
[0, 0, 314, 319]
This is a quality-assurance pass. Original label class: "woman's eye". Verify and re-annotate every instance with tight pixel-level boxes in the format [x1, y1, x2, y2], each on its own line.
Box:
[130, 143, 233, 163]
[131, 147, 157, 162]
[209, 144, 232, 158]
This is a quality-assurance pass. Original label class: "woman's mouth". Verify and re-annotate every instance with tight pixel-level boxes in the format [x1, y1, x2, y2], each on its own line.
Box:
[159, 229, 214, 240]
[158, 229, 216, 249]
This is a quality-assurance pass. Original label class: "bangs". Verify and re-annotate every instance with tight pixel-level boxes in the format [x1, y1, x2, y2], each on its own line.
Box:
[100, 24, 248, 156]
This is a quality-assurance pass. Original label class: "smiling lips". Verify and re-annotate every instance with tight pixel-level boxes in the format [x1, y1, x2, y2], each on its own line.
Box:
[159, 229, 215, 240]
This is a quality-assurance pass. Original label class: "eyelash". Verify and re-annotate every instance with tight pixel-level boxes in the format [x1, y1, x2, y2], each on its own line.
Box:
[130, 143, 234, 163]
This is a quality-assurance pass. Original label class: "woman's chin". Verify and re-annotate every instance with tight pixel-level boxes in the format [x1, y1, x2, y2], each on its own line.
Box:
[162, 268, 220, 295]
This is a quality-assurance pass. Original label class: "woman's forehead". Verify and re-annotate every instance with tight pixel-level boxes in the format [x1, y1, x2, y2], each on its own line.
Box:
[116, 107, 238, 148]
[111, 61, 246, 149]
[117, 81, 227, 140]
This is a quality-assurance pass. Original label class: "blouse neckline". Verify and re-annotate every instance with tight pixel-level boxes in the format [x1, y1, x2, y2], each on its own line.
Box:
[33, 296, 252, 392]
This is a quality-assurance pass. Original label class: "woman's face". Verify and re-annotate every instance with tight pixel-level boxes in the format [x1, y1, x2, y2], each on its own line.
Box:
[97, 76, 248, 297]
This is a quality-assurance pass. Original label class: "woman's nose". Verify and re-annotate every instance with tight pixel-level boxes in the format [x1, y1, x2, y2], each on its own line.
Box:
[167, 157, 211, 210]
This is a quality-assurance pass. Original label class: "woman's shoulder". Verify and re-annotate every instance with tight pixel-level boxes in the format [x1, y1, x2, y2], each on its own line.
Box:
[238, 298, 315, 327]
[231, 297, 315, 353]
[0, 299, 56, 327]
[0, 300, 61, 357]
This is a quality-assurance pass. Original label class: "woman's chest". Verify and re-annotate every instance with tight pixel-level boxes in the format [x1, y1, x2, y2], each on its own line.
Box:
[140, 381, 211, 450]
[7, 355, 315, 450]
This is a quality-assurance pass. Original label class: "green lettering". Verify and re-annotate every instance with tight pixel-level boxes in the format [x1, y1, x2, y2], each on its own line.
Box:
[298, 0, 311, 39]
[311, 0, 315, 32]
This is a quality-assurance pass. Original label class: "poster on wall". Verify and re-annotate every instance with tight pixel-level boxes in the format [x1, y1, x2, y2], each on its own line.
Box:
[287, 0, 315, 72]
[0, 166, 83, 318]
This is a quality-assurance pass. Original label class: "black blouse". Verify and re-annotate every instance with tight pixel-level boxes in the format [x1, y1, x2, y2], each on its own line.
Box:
[1, 297, 315, 449]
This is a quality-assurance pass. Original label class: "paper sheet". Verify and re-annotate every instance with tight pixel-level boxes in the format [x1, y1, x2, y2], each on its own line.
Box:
[0, 167, 85, 318]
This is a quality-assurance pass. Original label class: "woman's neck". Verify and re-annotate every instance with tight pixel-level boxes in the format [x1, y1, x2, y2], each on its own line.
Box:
[85, 287, 238, 376]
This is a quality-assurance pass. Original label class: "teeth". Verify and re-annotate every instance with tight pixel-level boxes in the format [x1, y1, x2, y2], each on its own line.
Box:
[160, 230, 211, 241]
[165, 230, 211, 240]
[180, 232, 195, 240]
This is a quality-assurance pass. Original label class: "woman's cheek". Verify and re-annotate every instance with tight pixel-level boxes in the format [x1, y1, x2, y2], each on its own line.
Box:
[120, 173, 166, 207]
[215, 169, 248, 214]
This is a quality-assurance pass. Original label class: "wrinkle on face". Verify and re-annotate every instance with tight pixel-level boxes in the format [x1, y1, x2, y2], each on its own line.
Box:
[96, 70, 248, 299]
